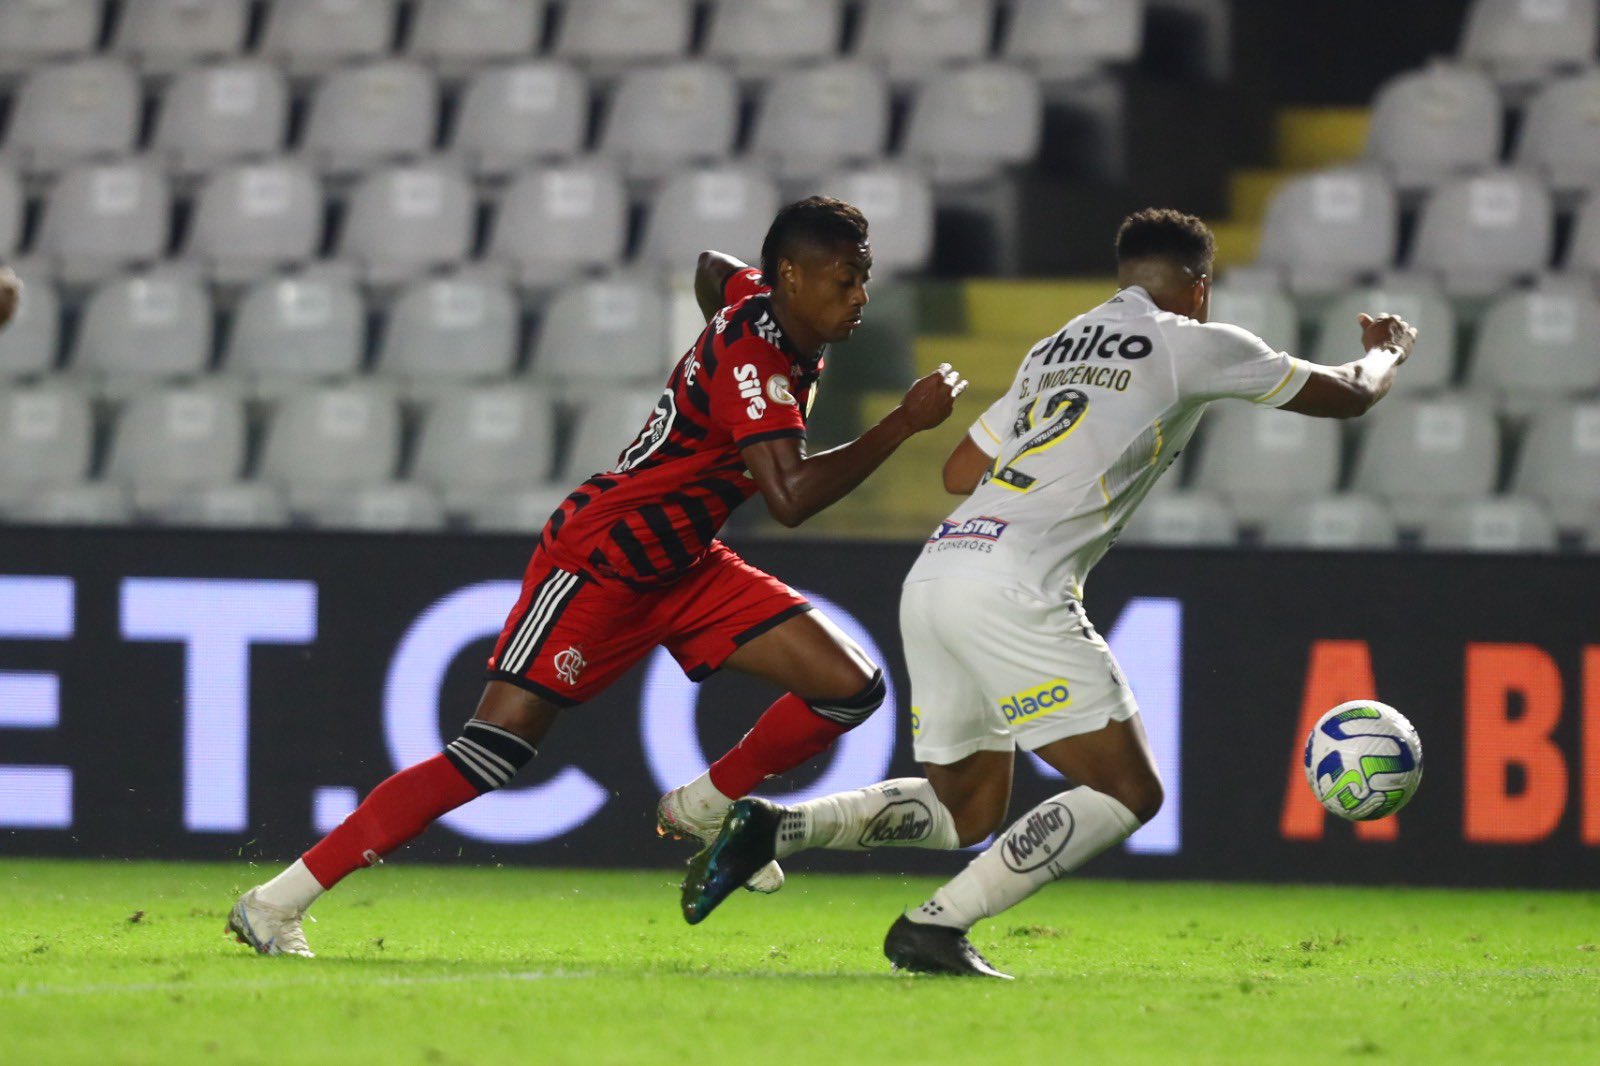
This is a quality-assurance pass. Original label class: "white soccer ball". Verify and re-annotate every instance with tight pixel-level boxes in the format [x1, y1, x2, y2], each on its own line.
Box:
[1303, 700, 1424, 821]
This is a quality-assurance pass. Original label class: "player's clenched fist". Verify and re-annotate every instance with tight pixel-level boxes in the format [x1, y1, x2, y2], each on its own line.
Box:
[1358, 312, 1417, 364]
[897, 362, 969, 431]
[0, 267, 20, 332]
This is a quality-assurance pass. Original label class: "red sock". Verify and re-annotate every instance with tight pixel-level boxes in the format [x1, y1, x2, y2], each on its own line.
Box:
[302, 754, 480, 889]
[708, 693, 850, 798]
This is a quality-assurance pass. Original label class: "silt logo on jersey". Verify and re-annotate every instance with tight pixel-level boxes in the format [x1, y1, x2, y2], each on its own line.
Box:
[999, 679, 1072, 725]
[734, 363, 767, 419]
[927, 515, 1009, 543]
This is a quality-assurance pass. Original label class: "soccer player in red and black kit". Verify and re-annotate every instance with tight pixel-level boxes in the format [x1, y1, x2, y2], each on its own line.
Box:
[228, 197, 969, 956]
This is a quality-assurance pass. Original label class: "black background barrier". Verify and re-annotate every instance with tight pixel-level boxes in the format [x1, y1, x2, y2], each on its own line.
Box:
[1, 528, 1596, 888]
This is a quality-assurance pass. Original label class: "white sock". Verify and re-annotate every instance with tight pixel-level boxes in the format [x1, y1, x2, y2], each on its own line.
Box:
[913, 786, 1140, 930]
[677, 770, 734, 822]
[775, 778, 959, 859]
[254, 858, 325, 914]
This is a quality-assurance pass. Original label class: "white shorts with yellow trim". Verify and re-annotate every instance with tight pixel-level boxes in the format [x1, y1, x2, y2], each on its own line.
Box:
[900, 576, 1138, 765]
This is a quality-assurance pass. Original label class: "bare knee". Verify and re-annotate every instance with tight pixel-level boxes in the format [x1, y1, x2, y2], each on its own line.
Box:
[1108, 773, 1164, 825]
[950, 796, 1009, 847]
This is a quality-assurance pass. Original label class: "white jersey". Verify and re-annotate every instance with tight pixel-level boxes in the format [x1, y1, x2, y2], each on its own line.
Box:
[906, 285, 1312, 601]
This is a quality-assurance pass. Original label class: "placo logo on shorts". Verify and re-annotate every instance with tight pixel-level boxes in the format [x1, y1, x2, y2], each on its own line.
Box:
[999, 679, 1071, 725]
[928, 515, 1008, 543]
[734, 363, 766, 419]
[1002, 801, 1075, 873]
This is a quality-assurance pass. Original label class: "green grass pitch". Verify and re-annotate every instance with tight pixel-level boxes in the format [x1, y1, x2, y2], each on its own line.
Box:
[2, 858, 1597, 1065]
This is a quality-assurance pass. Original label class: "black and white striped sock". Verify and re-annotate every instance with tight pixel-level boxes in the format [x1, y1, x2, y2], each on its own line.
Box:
[442, 720, 537, 794]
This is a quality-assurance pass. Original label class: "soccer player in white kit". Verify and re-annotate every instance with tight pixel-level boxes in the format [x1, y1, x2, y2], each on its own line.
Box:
[681, 208, 1418, 977]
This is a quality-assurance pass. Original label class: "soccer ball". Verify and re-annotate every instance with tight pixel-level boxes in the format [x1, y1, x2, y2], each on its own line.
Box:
[1303, 700, 1423, 820]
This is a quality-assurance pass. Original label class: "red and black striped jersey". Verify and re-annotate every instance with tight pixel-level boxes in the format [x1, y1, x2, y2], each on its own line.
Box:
[539, 269, 824, 588]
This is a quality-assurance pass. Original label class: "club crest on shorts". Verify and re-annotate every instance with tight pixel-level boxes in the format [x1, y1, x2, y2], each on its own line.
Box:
[553, 646, 587, 686]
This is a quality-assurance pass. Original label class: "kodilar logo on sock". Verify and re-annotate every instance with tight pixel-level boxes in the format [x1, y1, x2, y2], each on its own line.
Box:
[859, 799, 933, 847]
[999, 679, 1071, 726]
[1002, 801, 1075, 873]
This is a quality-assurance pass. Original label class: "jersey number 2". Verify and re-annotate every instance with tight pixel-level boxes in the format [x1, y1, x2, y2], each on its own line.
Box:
[988, 388, 1090, 492]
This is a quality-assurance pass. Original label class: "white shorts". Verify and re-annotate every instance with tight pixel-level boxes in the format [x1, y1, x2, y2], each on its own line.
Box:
[900, 576, 1139, 765]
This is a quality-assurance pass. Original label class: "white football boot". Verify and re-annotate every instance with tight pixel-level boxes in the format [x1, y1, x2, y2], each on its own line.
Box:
[657, 787, 785, 894]
[227, 886, 315, 957]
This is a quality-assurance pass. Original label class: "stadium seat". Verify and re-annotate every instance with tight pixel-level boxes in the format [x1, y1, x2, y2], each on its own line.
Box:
[485, 162, 627, 290]
[259, 0, 397, 77]
[1206, 283, 1299, 354]
[704, 0, 845, 78]
[104, 385, 247, 515]
[2, 57, 141, 176]
[598, 63, 739, 183]
[223, 275, 365, 397]
[376, 276, 519, 394]
[7, 484, 133, 526]
[1191, 403, 1341, 526]
[1466, 284, 1600, 416]
[1001, 0, 1146, 81]
[562, 387, 668, 482]
[818, 165, 934, 276]
[258, 384, 402, 513]
[410, 386, 559, 514]
[447, 61, 588, 177]
[0, 166, 21, 260]
[1513, 68, 1600, 197]
[1117, 490, 1237, 547]
[0, 385, 94, 513]
[337, 163, 475, 284]
[853, 0, 996, 85]
[0, 270, 61, 381]
[528, 276, 669, 387]
[1406, 169, 1554, 297]
[749, 63, 891, 183]
[152, 61, 291, 177]
[301, 61, 440, 177]
[305, 484, 446, 531]
[160, 482, 291, 528]
[1511, 400, 1600, 531]
[111, 0, 249, 75]
[1363, 64, 1501, 192]
[462, 485, 571, 533]
[1350, 395, 1500, 527]
[639, 167, 780, 271]
[553, 0, 693, 75]
[1563, 188, 1600, 280]
[0, 0, 103, 76]
[184, 161, 323, 283]
[1252, 166, 1399, 294]
[1422, 495, 1558, 552]
[69, 271, 212, 396]
[1459, 0, 1598, 93]
[1260, 493, 1401, 551]
[901, 63, 1043, 184]
[406, 0, 545, 76]
[36, 159, 171, 283]
[1311, 284, 1456, 394]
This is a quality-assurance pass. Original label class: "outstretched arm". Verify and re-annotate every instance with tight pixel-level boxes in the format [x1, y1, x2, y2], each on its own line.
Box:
[1281, 313, 1416, 419]
[743, 366, 968, 527]
[694, 251, 750, 322]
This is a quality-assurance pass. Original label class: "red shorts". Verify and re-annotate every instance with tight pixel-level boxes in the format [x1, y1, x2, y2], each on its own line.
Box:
[486, 541, 811, 706]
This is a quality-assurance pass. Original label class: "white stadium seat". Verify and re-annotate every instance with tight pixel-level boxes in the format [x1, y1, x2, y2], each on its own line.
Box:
[1564, 189, 1600, 280]
[486, 162, 628, 290]
[36, 159, 171, 283]
[301, 61, 440, 177]
[223, 276, 366, 397]
[1253, 166, 1399, 294]
[306, 484, 446, 532]
[528, 276, 670, 387]
[0, 0, 103, 76]
[1407, 169, 1555, 297]
[1261, 494, 1400, 551]
[598, 63, 739, 183]
[160, 483, 291, 529]
[406, 0, 545, 75]
[410, 386, 560, 514]
[901, 64, 1043, 184]
[259, 384, 403, 513]
[554, 0, 693, 74]
[259, 0, 397, 77]
[1422, 495, 1558, 553]
[1364, 64, 1501, 192]
[1311, 284, 1457, 395]
[111, 0, 250, 75]
[562, 387, 669, 482]
[1467, 284, 1600, 417]
[1001, 0, 1146, 81]
[2, 57, 141, 176]
[1350, 395, 1500, 527]
[0, 166, 23, 261]
[1459, 0, 1599, 92]
[69, 271, 213, 397]
[1207, 283, 1299, 355]
[0, 385, 94, 513]
[1514, 69, 1600, 197]
[639, 167, 780, 271]
[749, 63, 891, 183]
[7, 484, 133, 526]
[448, 61, 588, 177]
[853, 0, 996, 85]
[184, 161, 323, 283]
[1511, 400, 1600, 532]
[152, 61, 291, 177]
[376, 276, 520, 393]
[337, 163, 475, 284]
[1191, 403, 1342, 526]
[104, 386, 248, 515]
[704, 0, 845, 77]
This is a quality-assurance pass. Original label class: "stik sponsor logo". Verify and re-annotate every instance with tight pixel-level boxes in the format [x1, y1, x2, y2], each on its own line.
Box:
[999, 679, 1072, 725]
[1003, 801, 1074, 872]
[734, 363, 767, 419]
[859, 799, 933, 847]
[928, 516, 1009, 544]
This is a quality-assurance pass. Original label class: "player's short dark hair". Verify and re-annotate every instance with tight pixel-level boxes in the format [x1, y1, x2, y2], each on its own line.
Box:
[760, 196, 869, 282]
[1115, 208, 1215, 275]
